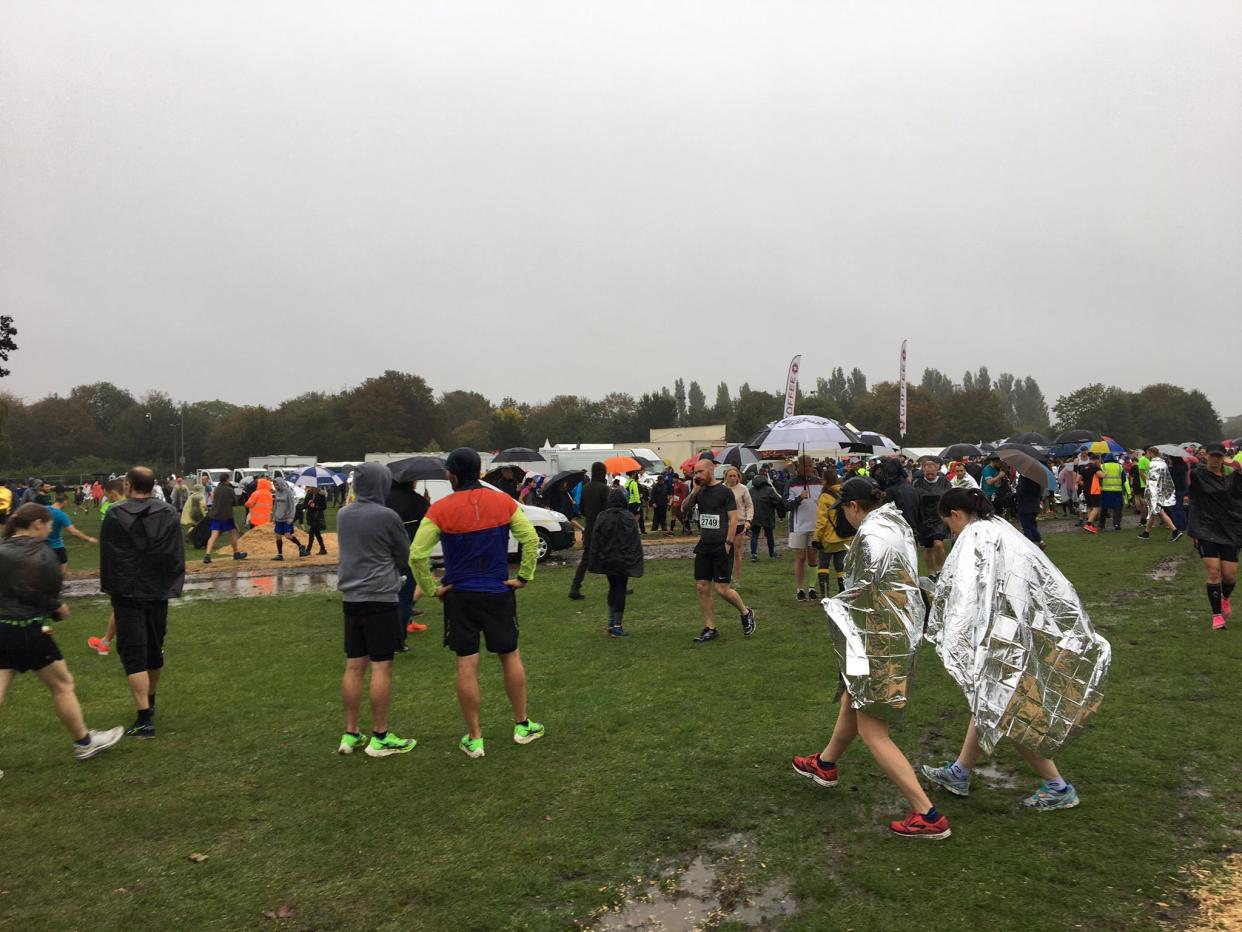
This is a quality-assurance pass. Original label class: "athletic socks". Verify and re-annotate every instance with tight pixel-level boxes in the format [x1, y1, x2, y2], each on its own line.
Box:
[1225, 582, 1236, 600]
[275, 539, 283, 555]
[75, 734, 91, 747]
[817, 756, 834, 769]
[1208, 583, 1223, 615]
[924, 806, 941, 822]
[1047, 776, 1069, 792]
[372, 730, 387, 741]
[137, 707, 154, 724]
[516, 719, 529, 728]
[948, 761, 971, 781]
[148, 693, 156, 711]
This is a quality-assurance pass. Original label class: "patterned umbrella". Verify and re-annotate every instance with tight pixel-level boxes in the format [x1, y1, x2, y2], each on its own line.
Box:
[285, 465, 345, 488]
[755, 415, 858, 452]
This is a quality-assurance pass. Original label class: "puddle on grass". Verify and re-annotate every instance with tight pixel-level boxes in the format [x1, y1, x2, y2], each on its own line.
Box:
[591, 834, 796, 931]
[1148, 555, 1188, 581]
[62, 571, 340, 602]
[974, 763, 1019, 788]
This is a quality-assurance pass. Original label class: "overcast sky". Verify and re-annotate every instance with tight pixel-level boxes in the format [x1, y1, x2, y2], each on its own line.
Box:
[2, 2, 1239, 416]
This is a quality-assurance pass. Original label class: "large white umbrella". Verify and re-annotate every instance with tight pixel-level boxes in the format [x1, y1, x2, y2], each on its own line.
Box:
[286, 465, 345, 488]
[756, 415, 858, 452]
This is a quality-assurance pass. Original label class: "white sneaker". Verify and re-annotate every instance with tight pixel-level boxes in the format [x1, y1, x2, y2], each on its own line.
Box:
[74, 726, 124, 761]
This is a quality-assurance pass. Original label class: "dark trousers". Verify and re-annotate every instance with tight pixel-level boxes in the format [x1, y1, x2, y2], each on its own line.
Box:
[751, 525, 775, 556]
[571, 529, 593, 594]
[606, 574, 628, 615]
[397, 569, 416, 644]
[1019, 511, 1042, 543]
[307, 523, 326, 551]
[651, 505, 667, 531]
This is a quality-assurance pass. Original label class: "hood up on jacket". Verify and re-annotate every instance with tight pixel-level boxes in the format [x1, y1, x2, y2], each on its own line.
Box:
[353, 462, 393, 504]
[606, 488, 628, 509]
[273, 477, 289, 494]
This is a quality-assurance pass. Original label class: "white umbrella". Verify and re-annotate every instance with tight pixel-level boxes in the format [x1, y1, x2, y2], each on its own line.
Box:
[286, 465, 344, 488]
[756, 415, 858, 452]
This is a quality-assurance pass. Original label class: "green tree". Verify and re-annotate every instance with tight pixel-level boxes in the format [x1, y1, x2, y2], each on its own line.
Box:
[920, 368, 955, 403]
[488, 406, 526, 451]
[942, 387, 1011, 442]
[731, 384, 782, 442]
[673, 379, 687, 426]
[439, 390, 492, 438]
[711, 382, 732, 427]
[850, 382, 944, 446]
[1012, 377, 1050, 432]
[845, 368, 868, 414]
[687, 381, 708, 424]
[826, 367, 849, 411]
[1131, 384, 1220, 446]
[346, 371, 439, 453]
[632, 389, 678, 436]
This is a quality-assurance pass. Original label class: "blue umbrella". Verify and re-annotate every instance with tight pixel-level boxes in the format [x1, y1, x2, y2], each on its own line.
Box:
[286, 465, 345, 488]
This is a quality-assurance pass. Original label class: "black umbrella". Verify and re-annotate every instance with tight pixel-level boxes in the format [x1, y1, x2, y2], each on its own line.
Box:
[719, 444, 760, 469]
[387, 455, 447, 483]
[1054, 429, 1101, 444]
[939, 443, 982, 460]
[1007, 431, 1050, 446]
[492, 447, 547, 466]
[996, 442, 1056, 490]
[743, 422, 777, 449]
[542, 469, 586, 495]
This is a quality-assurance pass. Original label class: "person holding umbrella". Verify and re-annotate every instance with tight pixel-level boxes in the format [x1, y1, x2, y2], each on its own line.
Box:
[1187, 442, 1242, 631]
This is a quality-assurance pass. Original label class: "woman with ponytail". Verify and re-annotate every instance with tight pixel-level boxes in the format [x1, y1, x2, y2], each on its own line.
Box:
[920, 487, 1110, 811]
[0, 504, 124, 779]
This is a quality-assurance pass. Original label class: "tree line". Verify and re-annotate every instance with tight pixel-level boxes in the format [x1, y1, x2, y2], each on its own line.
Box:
[0, 367, 1223, 478]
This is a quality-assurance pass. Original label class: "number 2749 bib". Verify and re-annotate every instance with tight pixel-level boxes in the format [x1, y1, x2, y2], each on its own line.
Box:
[699, 513, 721, 530]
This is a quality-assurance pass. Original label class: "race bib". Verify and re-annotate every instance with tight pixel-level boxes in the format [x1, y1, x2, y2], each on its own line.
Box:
[699, 513, 721, 530]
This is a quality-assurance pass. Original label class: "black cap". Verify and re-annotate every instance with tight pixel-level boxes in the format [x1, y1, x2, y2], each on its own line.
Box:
[1204, 441, 1227, 455]
[834, 476, 880, 508]
[446, 447, 482, 480]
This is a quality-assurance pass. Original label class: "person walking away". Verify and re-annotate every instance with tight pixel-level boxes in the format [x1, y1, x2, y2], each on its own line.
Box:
[1187, 442, 1242, 631]
[1168, 453, 1190, 532]
[669, 474, 693, 535]
[748, 468, 782, 561]
[625, 471, 646, 534]
[1056, 460, 1077, 516]
[786, 456, 824, 602]
[921, 488, 1109, 811]
[245, 476, 274, 530]
[48, 493, 98, 567]
[791, 478, 950, 840]
[588, 488, 644, 637]
[408, 448, 545, 759]
[1078, 453, 1104, 533]
[270, 477, 307, 561]
[723, 466, 753, 586]
[387, 479, 432, 645]
[335, 462, 416, 756]
[0, 504, 124, 777]
[911, 457, 950, 578]
[876, 459, 918, 533]
[1128, 454, 1147, 521]
[685, 458, 755, 643]
[1138, 449, 1181, 541]
[99, 467, 185, 739]
[305, 486, 329, 554]
[812, 463, 851, 596]
[202, 477, 247, 564]
[649, 476, 669, 533]
[180, 480, 207, 539]
[171, 478, 189, 515]
[569, 462, 610, 601]
[1097, 454, 1126, 532]
[1015, 475, 1046, 548]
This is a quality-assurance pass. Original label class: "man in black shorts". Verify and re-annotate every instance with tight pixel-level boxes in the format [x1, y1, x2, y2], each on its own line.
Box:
[911, 457, 950, 578]
[99, 467, 185, 739]
[411, 447, 545, 759]
[686, 458, 755, 643]
[335, 462, 417, 757]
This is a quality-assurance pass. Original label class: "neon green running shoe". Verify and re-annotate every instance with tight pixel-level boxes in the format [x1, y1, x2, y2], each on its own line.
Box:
[337, 732, 367, 755]
[459, 735, 485, 759]
[364, 732, 416, 758]
[513, 720, 545, 745]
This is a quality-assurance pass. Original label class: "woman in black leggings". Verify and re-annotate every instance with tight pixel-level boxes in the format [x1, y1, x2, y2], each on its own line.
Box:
[587, 489, 645, 638]
[304, 487, 328, 554]
[1187, 442, 1242, 631]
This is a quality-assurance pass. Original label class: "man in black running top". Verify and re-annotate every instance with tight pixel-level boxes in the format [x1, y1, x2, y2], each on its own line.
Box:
[685, 458, 754, 643]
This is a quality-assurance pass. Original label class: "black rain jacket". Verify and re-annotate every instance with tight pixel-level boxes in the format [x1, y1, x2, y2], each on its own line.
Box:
[101, 497, 186, 600]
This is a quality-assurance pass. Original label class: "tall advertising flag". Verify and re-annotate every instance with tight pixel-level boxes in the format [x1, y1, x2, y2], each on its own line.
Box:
[783, 355, 801, 418]
[898, 340, 908, 438]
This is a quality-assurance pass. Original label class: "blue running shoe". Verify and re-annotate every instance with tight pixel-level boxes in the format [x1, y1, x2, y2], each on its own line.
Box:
[1022, 782, 1079, 811]
[920, 761, 970, 797]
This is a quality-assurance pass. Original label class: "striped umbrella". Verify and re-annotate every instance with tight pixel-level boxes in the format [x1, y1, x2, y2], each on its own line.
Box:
[286, 465, 345, 488]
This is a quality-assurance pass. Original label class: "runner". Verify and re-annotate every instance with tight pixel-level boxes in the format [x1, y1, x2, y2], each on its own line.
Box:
[785, 456, 824, 602]
[921, 487, 1110, 810]
[811, 463, 850, 597]
[202, 477, 247, 564]
[99, 467, 186, 739]
[587, 488, 644, 637]
[1078, 452, 1103, 534]
[270, 477, 307, 561]
[334, 461, 417, 758]
[911, 457, 950, 578]
[1187, 442, 1242, 631]
[685, 457, 755, 643]
[0, 503, 124, 778]
[1137, 448, 1181, 541]
[409, 448, 545, 759]
[47, 493, 98, 566]
[791, 477, 950, 839]
[723, 466, 753, 587]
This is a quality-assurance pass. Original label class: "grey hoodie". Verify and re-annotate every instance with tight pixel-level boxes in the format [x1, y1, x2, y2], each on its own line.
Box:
[335, 462, 409, 602]
[272, 477, 297, 524]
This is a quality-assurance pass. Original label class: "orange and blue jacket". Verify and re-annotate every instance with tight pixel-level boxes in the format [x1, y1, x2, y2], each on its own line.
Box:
[409, 484, 538, 596]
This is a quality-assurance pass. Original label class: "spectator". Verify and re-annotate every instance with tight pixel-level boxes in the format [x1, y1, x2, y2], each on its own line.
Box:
[786, 456, 824, 602]
[748, 468, 782, 561]
[569, 462, 610, 601]
[588, 488, 644, 637]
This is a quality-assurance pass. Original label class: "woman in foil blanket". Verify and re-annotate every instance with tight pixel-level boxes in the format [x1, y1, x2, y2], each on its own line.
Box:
[791, 478, 951, 840]
[921, 488, 1111, 811]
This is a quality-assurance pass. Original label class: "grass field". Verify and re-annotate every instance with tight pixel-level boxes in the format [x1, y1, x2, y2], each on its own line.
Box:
[2, 526, 1239, 930]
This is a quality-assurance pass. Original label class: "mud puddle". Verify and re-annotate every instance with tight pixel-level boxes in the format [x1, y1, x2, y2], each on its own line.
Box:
[1148, 555, 1188, 581]
[974, 763, 1019, 788]
[63, 570, 340, 602]
[591, 834, 796, 931]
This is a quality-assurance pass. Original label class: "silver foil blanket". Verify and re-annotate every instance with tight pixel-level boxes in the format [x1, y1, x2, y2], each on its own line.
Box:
[1147, 459, 1176, 519]
[822, 503, 925, 723]
[926, 517, 1110, 757]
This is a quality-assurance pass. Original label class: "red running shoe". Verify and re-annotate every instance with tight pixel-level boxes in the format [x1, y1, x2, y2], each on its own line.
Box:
[1212, 614, 1227, 631]
[406, 621, 429, 633]
[1082, 524, 1098, 535]
[1223, 597, 1232, 619]
[791, 754, 838, 787]
[87, 636, 110, 656]
[889, 810, 952, 840]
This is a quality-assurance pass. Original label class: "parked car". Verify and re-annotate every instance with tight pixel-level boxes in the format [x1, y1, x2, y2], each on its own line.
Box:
[416, 479, 575, 561]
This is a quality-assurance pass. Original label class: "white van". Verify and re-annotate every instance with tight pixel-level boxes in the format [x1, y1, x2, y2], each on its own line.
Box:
[415, 479, 575, 561]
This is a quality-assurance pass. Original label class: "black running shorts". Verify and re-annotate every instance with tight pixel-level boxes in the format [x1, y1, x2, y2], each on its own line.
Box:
[1195, 539, 1240, 563]
[693, 544, 732, 583]
[443, 589, 519, 657]
[112, 597, 169, 676]
[343, 601, 400, 663]
[0, 620, 62, 673]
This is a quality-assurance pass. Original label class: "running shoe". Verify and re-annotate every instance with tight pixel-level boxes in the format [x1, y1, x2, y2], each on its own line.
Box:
[1171, 530, 1184, 542]
[299, 546, 309, 557]
[693, 627, 720, 643]
[920, 761, 971, 797]
[741, 608, 756, 637]
[202, 554, 212, 564]
[337, 732, 367, 755]
[750, 554, 758, 563]
[1212, 614, 1227, 631]
[889, 810, 952, 840]
[459, 735, 485, 758]
[318, 548, 328, 555]
[568, 591, 585, 601]
[1022, 782, 1080, 811]
[1137, 531, 1150, 540]
[1082, 524, 1097, 535]
[406, 621, 428, 633]
[365, 732, 416, 757]
[607, 626, 629, 638]
[126, 720, 156, 740]
[87, 636, 110, 657]
[272, 554, 284, 561]
[791, 753, 838, 787]
[234, 551, 248, 561]
[1224, 597, 1232, 619]
[74, 726, 125, 761]
[514, 720, 545, 745]
[796, 589, 807, 602]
